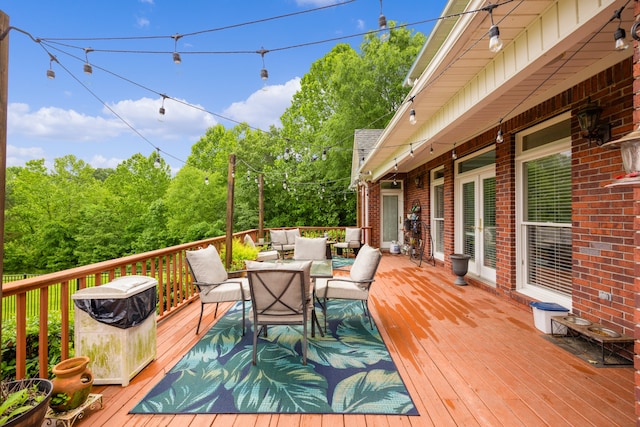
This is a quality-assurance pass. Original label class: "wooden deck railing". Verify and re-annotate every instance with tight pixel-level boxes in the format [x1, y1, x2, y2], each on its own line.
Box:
[2, 226, 366, 379]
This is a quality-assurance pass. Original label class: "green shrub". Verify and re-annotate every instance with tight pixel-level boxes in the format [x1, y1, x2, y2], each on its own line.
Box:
[220, 238, 259, 271]
[1, 312, 73, 381]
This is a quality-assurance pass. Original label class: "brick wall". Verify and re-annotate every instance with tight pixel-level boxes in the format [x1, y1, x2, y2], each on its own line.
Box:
[361, 58, 635, 335]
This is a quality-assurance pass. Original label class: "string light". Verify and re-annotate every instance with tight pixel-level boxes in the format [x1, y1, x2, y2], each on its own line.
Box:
[159, 94, 167, 115]
[496, 118, 504, 143]
[394, 158, 398, 171]
[410, 143, 414, 157]
[409, 96, 416, 125]
[452, 143, 457, 160]
[321, 149, 327, 161]
[83, 48, 93, 75]
[378, 0, 387, 30]
[485, 3, 503, 53]
[154, 149, 162, 168]
[258, 48, 269, 80]
[612, 7, 629, 51]
[171, 34, 182, 64]
[430, 144, 434, 155]
[205, 176, 209, 185]
[47, 54, 57, 79]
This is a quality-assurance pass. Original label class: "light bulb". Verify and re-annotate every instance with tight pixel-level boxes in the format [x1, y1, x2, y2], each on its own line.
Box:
[154, 157, 161, 168]
[159, 107, 165, 115]
[205, 177, 209, 185]
[409, 109, 416, 125]
[489, 25, 503, 53]
[173, 52, 181, 64]
[496, 129, 504, 144]
[46, 69, 55, 79]
[260, 68, 268, 80]
[83, 63, 92, 75]
[378, 14, 387, 30]
[614, 28, 629, 51]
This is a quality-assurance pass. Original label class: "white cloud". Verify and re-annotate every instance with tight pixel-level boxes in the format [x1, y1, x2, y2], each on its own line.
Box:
[6, 144, 45, 167]
[89, 154, 125, 169]
[357, 19, 365, 30]
[222, 78, 301, 130]
[106, 97, 217, 141]
[136, 17, 150, 28]
[8, 103, 127, 141]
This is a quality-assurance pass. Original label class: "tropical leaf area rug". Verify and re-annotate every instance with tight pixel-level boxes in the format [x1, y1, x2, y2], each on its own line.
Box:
[331, 256, 355, 270]
[130, 300, 418, 415]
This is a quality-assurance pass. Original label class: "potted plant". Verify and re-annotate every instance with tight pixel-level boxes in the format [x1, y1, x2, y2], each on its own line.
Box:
[0, 378, 53, 427]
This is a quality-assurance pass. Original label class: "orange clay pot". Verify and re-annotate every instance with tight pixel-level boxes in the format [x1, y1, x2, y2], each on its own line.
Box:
[50, 356, 94, 412]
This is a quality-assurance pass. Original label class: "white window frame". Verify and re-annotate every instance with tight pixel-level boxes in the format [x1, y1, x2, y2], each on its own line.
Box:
[515, 112, 572, 310]
[430, 167, 445, 262]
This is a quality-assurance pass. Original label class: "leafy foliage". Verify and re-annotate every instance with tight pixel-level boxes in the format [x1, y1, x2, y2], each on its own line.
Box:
[2, 25, 426, 273]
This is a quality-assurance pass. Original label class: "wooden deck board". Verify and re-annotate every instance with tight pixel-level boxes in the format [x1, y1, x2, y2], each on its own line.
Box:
[84, 254, 634, 427]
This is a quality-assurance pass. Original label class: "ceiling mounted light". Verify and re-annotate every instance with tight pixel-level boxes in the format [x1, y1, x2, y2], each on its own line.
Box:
[485, 3, 503, 53]
[171, 34, 182, 64]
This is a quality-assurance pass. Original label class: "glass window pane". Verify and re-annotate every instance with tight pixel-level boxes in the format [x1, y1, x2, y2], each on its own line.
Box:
[458, 149, 495, 174]
[383, 195, 398, 242]
[522, 119, 571, 151]
[463, 182, 475, 257]
[524, 151, 571, 224]
[526, 225, 572, 294]
[483, 177, 496, 269]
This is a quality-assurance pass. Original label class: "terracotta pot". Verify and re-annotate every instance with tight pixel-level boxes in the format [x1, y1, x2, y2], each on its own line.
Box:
[50, 356, 93, 412]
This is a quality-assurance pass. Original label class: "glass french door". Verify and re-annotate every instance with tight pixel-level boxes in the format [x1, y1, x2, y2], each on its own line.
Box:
[457, 171, 496, 283]
[381, 186, 403, 249]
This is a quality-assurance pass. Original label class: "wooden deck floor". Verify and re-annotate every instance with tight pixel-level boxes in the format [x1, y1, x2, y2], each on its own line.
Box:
[83, 254, 635, 427]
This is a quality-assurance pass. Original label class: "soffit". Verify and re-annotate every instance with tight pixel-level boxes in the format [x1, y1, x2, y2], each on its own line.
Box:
[363, 0, 633, 178]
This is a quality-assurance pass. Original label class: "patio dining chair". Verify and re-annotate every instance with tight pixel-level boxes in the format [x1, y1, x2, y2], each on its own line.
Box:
[334, 227, 362, 258]
[246, 260, 317, 365]
[185, 245, 250, 335]
[270, 228, 300, 259]
[293, 236, 327, 260]
[315, 244, 382, 330]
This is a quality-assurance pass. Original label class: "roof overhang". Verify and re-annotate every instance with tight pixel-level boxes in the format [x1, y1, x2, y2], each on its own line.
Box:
[360, 0, 634, 181]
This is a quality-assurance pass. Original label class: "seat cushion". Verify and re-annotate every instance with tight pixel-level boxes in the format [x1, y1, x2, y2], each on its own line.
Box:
[294, 236, 327, 260]
[243, 234, 256, 247]
[256, 250, 279, 261]
[349, 244, 382, 282]
[315, 278, 369, 300]
[270, 229, 287, 245]
[285, 228, 301, 245]
[198, 278, 249, 303]
[186, 245, 228, 284]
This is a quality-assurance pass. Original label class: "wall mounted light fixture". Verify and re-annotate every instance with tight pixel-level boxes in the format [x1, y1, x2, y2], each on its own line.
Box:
[414, 174, 423, 189]
[576, 101, 610, 146]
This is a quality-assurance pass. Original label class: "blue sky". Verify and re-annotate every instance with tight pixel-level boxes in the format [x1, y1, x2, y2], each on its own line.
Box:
[2, 0, 445, 172]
